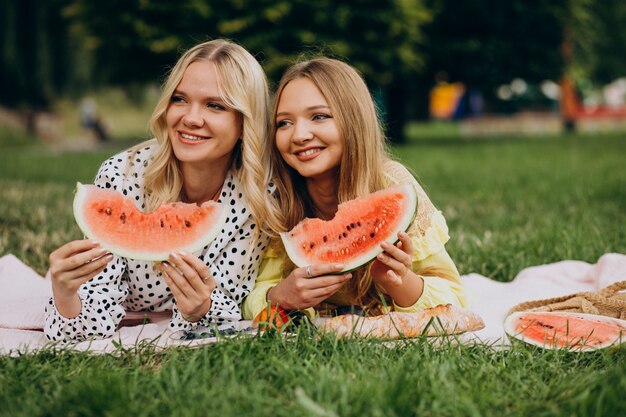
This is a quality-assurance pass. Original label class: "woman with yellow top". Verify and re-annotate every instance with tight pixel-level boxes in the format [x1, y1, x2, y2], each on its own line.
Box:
[243, 57, 466, 321]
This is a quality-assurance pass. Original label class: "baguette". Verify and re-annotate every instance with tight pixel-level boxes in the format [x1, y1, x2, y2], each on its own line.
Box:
[316, 304, 484, 339]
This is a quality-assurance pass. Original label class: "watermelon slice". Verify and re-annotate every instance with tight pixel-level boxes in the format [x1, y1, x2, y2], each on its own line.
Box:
[73, 183, 227, 261]
[280, 184, 418, 272]
[504, 311, 626, 351]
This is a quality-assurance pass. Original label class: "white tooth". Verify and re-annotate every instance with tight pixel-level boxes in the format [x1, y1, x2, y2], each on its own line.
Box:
[299, 149, 320, 156]
[181, 132, 205, 141]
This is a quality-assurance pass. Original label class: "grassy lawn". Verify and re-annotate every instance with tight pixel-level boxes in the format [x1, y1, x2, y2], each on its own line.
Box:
[0, 128, 625, 416]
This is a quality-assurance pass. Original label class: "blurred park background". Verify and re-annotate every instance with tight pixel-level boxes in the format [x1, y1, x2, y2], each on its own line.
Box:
[2, 0, 626, 146]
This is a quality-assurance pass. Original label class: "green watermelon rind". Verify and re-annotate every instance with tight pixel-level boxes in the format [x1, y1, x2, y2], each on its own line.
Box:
[73, 182, 228, 261]
[280, 183, 418, 273]
[504, 311, 626, 352]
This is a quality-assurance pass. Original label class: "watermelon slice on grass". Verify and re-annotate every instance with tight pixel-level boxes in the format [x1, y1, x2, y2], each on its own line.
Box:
[504, 311, 626, 351]
[280, 184, 418, 272]
[73, 183, 227, 261]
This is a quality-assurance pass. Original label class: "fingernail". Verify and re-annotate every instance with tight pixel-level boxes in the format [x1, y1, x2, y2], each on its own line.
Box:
[178, 251, 189, 256]
[335, 263, 344, 269]
[170, 253, 179, 261]
[345, 273, 352, 279]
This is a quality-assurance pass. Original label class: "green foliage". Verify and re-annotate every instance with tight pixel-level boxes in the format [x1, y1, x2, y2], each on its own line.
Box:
[580, 0, 626, 83]
[63, 0, 432, 143]
[67, 0, 431, 88]
[421, 0, 566, 90]
[418, 0, 626, 104]
[0, 0, 76, 108]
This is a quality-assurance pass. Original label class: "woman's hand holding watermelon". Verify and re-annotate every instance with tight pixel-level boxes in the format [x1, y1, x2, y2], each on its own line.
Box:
[158, 251, 216, 322]
[49, 239, 113, 318]
[268, 263, 352, 310]
[370, 231, 424, 307]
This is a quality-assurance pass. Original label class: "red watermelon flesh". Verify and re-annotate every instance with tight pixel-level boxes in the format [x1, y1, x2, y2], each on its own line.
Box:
[280, 184, 418, 272]
[504, 311, 626, 351]
[73, 183, 227, 261]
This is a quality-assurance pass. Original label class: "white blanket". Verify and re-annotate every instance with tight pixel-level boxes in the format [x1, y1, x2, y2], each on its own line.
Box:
[1, 253, 625, 354]
[463, 253, 626, 343]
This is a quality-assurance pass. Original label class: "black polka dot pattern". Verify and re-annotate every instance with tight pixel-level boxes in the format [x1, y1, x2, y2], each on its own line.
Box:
[44, 144, 269, 341]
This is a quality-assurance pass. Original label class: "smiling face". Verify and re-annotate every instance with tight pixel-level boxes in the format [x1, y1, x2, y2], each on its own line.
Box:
[274, 77, 344, 181]
[166, 60, 242, 171]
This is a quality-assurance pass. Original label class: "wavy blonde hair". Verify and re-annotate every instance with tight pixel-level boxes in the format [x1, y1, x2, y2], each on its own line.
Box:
[268, 57, 393, 313]
[139, 39, 273, 239]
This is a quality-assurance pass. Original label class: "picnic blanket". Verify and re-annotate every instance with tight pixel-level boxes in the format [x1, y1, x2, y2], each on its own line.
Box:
[1, 253, 625, 354]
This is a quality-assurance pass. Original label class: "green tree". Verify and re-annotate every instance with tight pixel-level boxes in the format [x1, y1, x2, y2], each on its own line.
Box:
[414, 0, 567, 116]
[0, 0, 78, 109]
[569, 0, 626, 84]
[65, 0, 432, 143]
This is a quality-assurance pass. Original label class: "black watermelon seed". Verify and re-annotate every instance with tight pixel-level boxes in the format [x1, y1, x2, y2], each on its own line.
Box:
[185, 220, 191, 227]
[323, 236, 328, 242]
[370, 233, 375, 238]
[160, 220, 164, 228]
[342, 232, 348, 238]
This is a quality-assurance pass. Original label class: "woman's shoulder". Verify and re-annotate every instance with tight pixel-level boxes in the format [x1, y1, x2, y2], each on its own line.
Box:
[382, 159, 422, 190]
[382, 159, 449, 249]
[97, 140, 158, 175]
[94, 140, 158, 193]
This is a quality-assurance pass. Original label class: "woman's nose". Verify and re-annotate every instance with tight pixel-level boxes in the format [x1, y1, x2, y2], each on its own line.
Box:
[292, 120, 313, 144]
[182, 105, 204, 128]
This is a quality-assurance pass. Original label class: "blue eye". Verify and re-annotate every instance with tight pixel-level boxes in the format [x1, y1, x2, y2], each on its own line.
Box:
[275, 120, 290, 129]
[208, 103, 226, 110]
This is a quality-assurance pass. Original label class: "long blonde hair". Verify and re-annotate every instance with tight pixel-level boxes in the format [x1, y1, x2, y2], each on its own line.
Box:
[269, 57, 393, 312]
[141, 39, 273, 238]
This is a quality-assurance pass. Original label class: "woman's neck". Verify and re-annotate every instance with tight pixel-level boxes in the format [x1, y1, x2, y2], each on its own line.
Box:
[306, 176, 339, 220]
[181, 160, 229, 204]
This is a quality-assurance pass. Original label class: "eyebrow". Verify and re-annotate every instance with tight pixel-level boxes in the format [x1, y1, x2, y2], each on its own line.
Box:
[276, 105, 330, 118]
[172, 89, 225, 102]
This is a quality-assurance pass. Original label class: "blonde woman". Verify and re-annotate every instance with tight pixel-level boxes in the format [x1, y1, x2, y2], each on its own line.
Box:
[46, 39, 273, 341]
[243, 57, 466, 321]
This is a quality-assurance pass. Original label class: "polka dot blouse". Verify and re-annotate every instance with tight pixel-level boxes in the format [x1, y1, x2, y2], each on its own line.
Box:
[44, 142, 270, 341]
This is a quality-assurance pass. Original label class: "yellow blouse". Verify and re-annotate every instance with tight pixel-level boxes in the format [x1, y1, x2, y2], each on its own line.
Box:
[242, 161, 467, 320]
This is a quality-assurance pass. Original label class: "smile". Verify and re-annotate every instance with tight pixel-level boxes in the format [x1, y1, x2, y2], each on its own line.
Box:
[179, 131, 209, 141]
[295, 147, 323, 157]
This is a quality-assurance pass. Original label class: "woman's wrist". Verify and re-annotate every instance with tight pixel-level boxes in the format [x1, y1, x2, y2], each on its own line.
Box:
[182, 289, 215, 322]
[266, 285, 279, 305]
[53, 292, 83, 318]
[384, 272, 424, 307]
[266, 284, 293, 310]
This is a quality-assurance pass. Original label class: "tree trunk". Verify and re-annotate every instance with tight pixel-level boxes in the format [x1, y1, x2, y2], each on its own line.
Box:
[385, 76, 409, 144]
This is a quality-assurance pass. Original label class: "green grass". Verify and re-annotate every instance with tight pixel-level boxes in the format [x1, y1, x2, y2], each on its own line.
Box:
[0, 127, 625, 416]
[53, 87, 157, 144]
